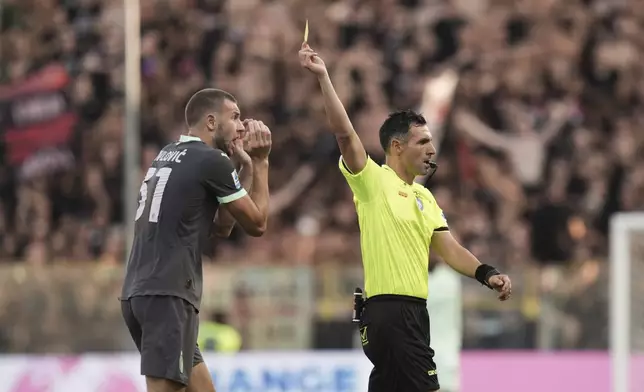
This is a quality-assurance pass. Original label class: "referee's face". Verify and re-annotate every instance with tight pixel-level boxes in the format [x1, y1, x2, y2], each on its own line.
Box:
[403, 125, 436, 176]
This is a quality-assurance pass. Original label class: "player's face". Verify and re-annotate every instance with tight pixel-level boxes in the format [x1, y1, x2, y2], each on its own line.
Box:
[401, 125, 436, 176]
[212, 99, 244, 152]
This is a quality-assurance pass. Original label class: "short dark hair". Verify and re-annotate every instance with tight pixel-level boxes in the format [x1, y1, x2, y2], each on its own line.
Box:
[184, 88, 236, 128]
[379, 109, 427, 152]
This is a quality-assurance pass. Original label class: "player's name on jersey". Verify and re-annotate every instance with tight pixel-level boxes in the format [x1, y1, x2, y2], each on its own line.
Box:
[154, 149, 188, 164]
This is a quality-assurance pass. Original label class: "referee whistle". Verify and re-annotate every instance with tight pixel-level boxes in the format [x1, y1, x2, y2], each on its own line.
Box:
[352, 287, 364, 323]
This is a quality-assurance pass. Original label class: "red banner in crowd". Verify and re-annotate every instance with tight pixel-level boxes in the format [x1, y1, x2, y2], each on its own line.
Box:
[0, 64, 77, 165]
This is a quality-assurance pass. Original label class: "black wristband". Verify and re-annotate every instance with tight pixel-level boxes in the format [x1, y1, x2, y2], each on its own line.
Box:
[475, 264, 500, 289]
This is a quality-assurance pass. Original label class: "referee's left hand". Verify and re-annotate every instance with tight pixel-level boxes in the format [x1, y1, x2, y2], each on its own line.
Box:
[487, 275, 512, 301]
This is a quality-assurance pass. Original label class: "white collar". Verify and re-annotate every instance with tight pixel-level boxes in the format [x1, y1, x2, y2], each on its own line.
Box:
[178, 135, 202, 143]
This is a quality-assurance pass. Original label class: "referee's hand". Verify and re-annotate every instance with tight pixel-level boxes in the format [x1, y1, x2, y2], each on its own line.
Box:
[299, 42, 327, 77]
[487, 275, 512, 301]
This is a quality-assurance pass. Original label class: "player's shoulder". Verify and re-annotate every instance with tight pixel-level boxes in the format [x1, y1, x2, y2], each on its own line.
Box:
[202, 147, 232, 163]
[167, 141, 227, 162]
[178, 141, 227, 160]
[159, 141, 178, 152]
[200, 147, 236, 178]
[159, 140, 209, 156]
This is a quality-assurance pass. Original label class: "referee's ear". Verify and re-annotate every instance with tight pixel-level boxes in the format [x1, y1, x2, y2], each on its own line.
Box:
[390, 138, 405, 155]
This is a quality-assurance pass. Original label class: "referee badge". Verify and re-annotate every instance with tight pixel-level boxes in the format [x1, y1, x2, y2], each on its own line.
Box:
[416, 196, 424, 211]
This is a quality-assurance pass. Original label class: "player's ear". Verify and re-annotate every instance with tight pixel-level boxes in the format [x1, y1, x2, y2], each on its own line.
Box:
[206, 114, 217, 133]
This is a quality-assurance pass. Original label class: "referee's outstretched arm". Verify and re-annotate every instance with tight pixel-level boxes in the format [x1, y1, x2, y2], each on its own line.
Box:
[299, 42, 367, 175]
[431, 231, 512, 301]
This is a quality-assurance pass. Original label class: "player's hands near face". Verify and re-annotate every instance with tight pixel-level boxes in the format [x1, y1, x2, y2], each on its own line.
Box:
[229, 137, 252, 169]
[243, 119, 272, 160]
[299, 42, 327, 77]
[487, 274, 512, 301]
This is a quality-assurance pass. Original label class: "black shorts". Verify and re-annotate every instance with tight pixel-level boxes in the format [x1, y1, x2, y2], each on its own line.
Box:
[120, 295, 204, 386]
[359, 295, 440, 392]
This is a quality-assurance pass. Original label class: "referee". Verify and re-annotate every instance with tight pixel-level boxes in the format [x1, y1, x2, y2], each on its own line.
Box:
[299, 43, 512, 392]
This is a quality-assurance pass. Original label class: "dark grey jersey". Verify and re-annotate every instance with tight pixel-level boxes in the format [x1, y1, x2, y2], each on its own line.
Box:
[121, 136, 246, 310]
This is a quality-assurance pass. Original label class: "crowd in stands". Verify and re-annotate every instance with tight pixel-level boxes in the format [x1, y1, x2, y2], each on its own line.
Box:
[0, 0, 643, 350]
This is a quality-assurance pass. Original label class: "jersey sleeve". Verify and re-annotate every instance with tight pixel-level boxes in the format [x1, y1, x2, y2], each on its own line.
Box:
[427, 191, 449, 232]
[338, 155, 382, 202]
[202, 150, 248, 204]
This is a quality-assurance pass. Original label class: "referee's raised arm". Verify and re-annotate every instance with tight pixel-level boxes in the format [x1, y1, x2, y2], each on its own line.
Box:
[299, 42, 366, 174]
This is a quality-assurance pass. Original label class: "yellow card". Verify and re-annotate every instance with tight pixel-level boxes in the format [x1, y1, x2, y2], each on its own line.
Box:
[304, 19, 309, 42]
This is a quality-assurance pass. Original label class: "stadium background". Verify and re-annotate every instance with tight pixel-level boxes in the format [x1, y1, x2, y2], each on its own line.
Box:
[0, 0, 643, 391]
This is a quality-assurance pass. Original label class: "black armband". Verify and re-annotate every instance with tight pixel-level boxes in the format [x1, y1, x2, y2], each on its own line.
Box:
[475, 264, 500, 289]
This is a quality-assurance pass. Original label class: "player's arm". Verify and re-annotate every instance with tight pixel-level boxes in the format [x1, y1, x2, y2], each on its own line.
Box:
[212, 135, 255, 238]
[299, 43, 367, 174]
[220, 120, 271, 237]
[221, 157, 269, 237]
[203, 139, 269, 237]
[212, 163, 253, 238]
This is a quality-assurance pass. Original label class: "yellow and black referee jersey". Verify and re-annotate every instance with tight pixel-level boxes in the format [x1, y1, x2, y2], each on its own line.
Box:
[339, 156, 449, 300]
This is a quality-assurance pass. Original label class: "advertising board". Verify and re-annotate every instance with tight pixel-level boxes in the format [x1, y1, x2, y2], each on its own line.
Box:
[0, 351, 641, 392]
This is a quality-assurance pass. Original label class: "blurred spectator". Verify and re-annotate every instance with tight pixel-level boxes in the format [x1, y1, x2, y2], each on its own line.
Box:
[198, 311, 242, 353]
[0, 0, 642, 351]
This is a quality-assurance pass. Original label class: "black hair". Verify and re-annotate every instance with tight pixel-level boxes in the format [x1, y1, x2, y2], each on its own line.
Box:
[379, 109, 427, 152]
[184, 88, 236, 128]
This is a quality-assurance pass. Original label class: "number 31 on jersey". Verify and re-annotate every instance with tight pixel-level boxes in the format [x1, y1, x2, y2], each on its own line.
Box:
[135, 167, 173, 222]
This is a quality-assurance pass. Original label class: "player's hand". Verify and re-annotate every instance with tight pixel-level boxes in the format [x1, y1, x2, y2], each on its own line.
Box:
[229, 137, 252, 169]
[487, 274, 512, 301]
[244, 119, 272, 160]
[299, 42, 327, 77]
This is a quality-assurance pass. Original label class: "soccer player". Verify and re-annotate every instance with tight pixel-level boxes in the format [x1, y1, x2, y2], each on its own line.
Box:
[299, 43, 512, 392]
[120, 88, 271, 392]
[427, 261, 463, 392]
